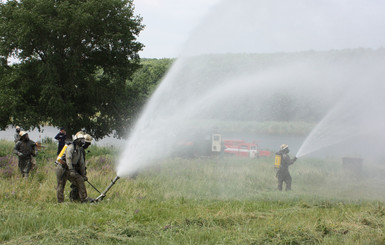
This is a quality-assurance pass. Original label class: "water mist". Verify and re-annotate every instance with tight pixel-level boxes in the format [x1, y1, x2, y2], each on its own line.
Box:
[117, 0, 385, 177]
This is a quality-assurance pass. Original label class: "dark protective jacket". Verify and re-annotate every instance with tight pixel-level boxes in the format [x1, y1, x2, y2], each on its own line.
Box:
[65, 143, 86, 177]
[14, 140, 36, 159]
[55, 132, 67, 154]
[276, 150, 295, 176]
[14, 139, 36, 176]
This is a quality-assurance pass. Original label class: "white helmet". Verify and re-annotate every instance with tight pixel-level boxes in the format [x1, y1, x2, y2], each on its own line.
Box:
[19, 131, 28, 137]
[84, 134, 93, 143]
[73, 131, 85, 140]
[280, 144, 289, 150]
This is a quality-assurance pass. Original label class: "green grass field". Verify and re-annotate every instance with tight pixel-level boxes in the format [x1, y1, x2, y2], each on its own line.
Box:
[1, 140, 385, 244]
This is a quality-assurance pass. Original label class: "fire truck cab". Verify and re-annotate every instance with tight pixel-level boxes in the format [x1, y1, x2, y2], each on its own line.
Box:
[211, 134, 223, 152]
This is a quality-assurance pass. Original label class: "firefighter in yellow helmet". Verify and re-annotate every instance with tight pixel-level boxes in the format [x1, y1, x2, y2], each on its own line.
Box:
[13, 131, 37, 178]
[276, 144, 297, 191]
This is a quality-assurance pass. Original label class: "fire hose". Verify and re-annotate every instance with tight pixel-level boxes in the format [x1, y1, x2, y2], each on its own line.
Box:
[86, 180, 101, 194]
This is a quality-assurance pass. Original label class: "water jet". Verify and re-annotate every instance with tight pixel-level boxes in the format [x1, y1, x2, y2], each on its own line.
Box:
[117, 0, 385, 178]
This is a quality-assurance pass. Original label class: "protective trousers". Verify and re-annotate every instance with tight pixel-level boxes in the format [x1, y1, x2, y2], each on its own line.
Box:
[68, 172, 88, 202]
[277, 172, 292, 191]
[69, 184, 80, 202]
[56, 166, 88, 202]
[56, 165, 68, 203]
[18, 157, 33, 177]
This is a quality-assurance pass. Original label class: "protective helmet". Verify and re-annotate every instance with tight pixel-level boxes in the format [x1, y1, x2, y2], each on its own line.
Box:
[280, 144, 289, 150]
[19, 131, 28, 137]
[84, 134, 93, 143]
[16, 126, 20, 130]
[73, 131, 85, 140]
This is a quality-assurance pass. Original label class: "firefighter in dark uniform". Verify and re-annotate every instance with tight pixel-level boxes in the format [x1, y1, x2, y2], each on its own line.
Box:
[276, 144, 296, 191]
[56, 131, 92, 203]
[69, 133, 93, 202]
[14, 126, 21, 143]
[14, 131, 36, 178]
[54, 127, 67, 155]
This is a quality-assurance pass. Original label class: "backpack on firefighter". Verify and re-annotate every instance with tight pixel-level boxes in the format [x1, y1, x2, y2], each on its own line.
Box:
[55, 131, 86, 165]
[274, 153, 282, 169]
[55, 144, 68, 165]
[274, 144, 289, 169]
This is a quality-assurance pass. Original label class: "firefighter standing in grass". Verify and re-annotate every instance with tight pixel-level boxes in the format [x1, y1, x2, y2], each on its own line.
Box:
[56, 131, 92, 203]
[14, 131, 37, 178]
[14, 126, 21, 143]
[276, 144, 297, 191]
[54, 127, 67, 155]
[69, 133, 93, 202]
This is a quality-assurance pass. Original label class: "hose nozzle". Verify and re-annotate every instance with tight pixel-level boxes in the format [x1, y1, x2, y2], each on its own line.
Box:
[95, 176, 120, 202]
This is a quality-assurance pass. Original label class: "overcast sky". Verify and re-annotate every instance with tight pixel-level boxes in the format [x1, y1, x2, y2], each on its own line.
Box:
[134, 0, 385, 59]
[134, 0, 221, 58]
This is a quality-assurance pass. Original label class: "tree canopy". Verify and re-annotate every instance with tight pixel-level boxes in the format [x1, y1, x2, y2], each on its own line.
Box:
[129, 58, 173, 99]
[0, 0, 144, 139]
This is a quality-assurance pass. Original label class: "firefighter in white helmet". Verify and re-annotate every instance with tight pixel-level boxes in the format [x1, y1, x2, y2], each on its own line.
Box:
[14, 131, 37, 178]
[276, 144, 297, 191]
[56, 131, 92, 203]
[69, 133, 93, 202]
[14, 126, 21, 143]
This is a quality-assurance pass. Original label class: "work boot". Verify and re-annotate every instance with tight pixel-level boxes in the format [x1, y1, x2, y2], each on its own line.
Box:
[69, 187, 80, 202]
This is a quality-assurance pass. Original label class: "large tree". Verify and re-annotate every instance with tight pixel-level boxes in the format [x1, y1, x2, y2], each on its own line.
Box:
[0, 0, 144, 139]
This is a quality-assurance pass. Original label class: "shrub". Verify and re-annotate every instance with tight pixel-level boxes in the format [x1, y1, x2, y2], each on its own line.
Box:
[0, 156, 16, 178]
[42, 136, 53, 144]
[0, 140, 14, 157]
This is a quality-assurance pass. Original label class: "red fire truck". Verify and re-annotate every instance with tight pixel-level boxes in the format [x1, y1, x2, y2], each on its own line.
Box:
[176, 133, 271, 158]
[223, 139, 271, 158]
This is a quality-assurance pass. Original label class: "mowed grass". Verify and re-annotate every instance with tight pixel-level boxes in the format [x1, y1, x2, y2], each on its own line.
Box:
[1, 140, 385, 244]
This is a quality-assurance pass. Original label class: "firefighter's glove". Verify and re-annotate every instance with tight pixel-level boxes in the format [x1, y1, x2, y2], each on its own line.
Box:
[293, 157, 297, 162]
[83, 176, 88, 182]
[69, 170, 77, 178]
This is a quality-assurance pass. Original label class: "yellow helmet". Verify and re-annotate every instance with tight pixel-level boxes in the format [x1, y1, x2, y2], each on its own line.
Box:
[73, 131, 85, 140]
[280, 144, 289, 150]
[19, 131, 28, 137]
[84, 134, 93, 143]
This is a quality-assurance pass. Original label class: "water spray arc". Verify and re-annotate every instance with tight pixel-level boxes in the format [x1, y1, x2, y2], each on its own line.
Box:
[117, 0, 385, 177]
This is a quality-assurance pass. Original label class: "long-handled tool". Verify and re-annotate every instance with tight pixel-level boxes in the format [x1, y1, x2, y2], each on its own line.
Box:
[95, 176, 120, 202]
[86, 180, 101, 194]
